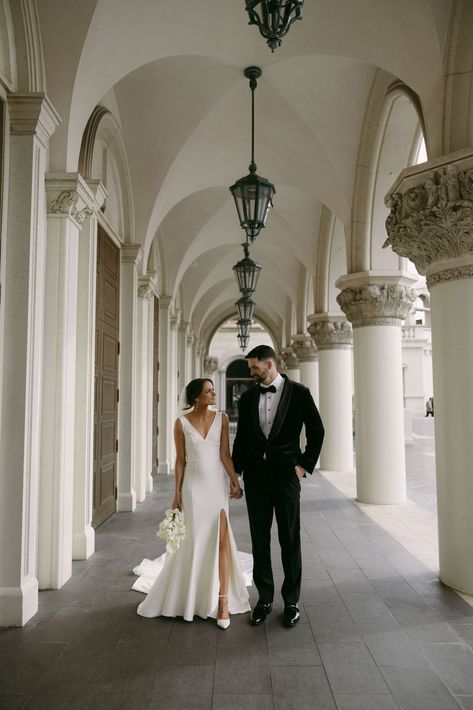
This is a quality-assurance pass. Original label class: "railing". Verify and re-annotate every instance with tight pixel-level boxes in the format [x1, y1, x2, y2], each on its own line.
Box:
[402, 325, 431, 341]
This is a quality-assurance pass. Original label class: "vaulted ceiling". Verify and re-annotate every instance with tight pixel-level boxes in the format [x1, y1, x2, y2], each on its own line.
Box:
[37, 0, 452, 342]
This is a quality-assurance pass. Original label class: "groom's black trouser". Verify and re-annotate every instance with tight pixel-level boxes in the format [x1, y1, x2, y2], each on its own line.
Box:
[244, 461, 301, 606]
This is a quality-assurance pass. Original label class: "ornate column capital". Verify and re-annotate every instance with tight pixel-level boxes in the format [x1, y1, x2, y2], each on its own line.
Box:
[86, 179, 108, 215]
[291, 334, 317, 361]
[45, 173, 95, 228]
[308, 314, 353, 350]
[385, 148, 473, 288]
[159, 294, 173, 311]
[8, 93, 60, 146]
[137, 275, 154, 301]
[336, 272, 416, 328]
[178, 319, 189, 334]
[204, 356, 219, 374]
[280, 347, 299, 370]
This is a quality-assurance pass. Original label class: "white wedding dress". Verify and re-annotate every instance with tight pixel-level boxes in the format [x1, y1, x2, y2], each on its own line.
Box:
[133, 411, 252, 621]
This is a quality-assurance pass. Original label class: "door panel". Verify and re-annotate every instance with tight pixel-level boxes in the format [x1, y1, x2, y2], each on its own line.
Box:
[93, 227, 120, 528]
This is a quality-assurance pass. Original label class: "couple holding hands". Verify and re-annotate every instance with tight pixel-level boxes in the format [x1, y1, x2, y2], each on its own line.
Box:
[134, 345, 324, 629]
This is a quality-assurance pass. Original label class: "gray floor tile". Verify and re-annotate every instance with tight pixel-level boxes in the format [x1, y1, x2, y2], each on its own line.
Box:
[86, 692, 152, 710]
[323, 660, 390, 695]
[380, 665, 462, 710]
[457, 697, 473, 710]
[333, 695, 399, 710]
[265, 623, 322, 665]
[154, 665, 214, 694]
[0, 696, 30, 710]
[270, 666, 336, 710]
[341, 592, 397, 623]
[212, 695, 273, 710]
[306, 606, 362, 643]
[449, 623, 473, 650]
[214, 660, 271, 694]
[420, 642, 473, 694]
[24, 692, 92, 710]
[363, 628, 430, 667]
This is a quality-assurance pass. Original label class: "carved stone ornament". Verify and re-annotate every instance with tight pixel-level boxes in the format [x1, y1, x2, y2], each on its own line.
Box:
[137, 282, 153, 300]
[281, 348, 299, 369]
[291, 335, 317, 361]
[204, 356, 219, 374]
[385, 164, 473, 285]
[277, 355, 287, 372]
[308, 320, 353, 349]
[48, 190, 93, 226]
[337, 283, 416, 328]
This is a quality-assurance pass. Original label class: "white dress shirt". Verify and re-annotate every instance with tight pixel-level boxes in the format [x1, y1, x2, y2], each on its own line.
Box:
[258, 373, 285, 438]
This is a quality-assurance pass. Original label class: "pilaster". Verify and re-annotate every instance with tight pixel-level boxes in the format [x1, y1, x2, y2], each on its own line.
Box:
[0, 93, 59, 623]
[308, 315, 354, 472]
[72, 180, 107, 560]
[158, 296, 173, 473]
[177, 320, 189, 407]
[385, 149, 473, 593]
[135, 275, 155, 502]
[118, 244, 143, 511]
[291, 334, 318, 403]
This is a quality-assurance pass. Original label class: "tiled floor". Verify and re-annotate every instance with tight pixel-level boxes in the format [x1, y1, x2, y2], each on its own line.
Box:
[2, 416, 473, 709]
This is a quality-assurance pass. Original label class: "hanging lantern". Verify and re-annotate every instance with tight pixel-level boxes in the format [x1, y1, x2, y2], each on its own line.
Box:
[244, 0, 304, 52]
[233, 240, 262, 296]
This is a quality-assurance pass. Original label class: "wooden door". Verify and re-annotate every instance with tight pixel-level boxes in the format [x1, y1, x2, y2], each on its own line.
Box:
[152, 296, 159, 474]
[93, 227, 120, 527]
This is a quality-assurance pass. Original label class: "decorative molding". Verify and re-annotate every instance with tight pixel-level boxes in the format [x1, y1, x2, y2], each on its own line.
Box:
[46, 174, 99, 228]
[121, 244, 143, 266]
[385, 157, 473, 286]
[427, 264, 473, 288]
[137, 281, 153, 300]
[48, 190, 92, 225]
[308, 318, 353, 350]
[291, 334, 317, 361]
[337, 283, 415, 328]
[204, 356, 219, 374]
[8, 92, 60, 146]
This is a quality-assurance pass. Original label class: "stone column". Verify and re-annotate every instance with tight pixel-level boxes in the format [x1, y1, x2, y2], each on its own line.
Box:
[385, 151, 473, 593]
[135, 277, 154, 502]
[281, 347, 300, 382]
[291, 335, 319, 404]
[0, 94, 59, 624]
[204, 356, 219, 380]
[118, 245, 143, 511]
[72, 180, 107, 561]
[308, 315, 354, 472]
[170, 312, 179, 449]
[158, 296, 173, 474]
[337, 275, 415, 503]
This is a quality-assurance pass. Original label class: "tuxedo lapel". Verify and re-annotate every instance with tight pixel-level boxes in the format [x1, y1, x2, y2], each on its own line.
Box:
[268, 375, 292, 440]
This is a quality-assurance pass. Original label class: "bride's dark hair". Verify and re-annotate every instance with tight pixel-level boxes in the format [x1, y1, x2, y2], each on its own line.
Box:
[184, 378, 213, 410]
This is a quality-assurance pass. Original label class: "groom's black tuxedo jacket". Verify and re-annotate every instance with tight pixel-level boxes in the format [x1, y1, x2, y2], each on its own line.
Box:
[232, 375, 324, 482]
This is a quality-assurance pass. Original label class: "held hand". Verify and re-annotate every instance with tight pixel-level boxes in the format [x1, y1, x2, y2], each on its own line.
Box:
[171, 493, 182, 510]
[295, 465, 305, 480]
[230, 479, 243, 499]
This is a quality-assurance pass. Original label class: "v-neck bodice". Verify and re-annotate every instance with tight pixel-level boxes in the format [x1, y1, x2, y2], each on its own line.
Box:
[180, 411, 222, 462]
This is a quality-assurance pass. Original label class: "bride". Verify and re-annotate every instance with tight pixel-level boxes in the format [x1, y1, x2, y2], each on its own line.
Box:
[133, 378, 251, 627]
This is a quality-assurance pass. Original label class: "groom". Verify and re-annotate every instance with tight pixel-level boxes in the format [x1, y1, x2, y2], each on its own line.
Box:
[232, 345, 324, 628]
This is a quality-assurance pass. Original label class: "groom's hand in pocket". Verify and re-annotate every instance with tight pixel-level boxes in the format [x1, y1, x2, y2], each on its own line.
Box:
[295, 465, 305, 480]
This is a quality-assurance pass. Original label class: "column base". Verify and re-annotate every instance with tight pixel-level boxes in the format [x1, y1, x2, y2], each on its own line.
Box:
[117, 491, 136, 512]
[0, 576, 38, 627]
[72, 526, 95, 560]
[158, 462, 170, 475]
[439, 574, 473, 597]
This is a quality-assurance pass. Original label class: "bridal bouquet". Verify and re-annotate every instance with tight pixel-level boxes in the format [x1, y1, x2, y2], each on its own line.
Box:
[157, 508, 186, 553]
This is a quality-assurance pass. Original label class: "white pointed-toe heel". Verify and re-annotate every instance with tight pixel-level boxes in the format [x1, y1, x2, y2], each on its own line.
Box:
[217, 594, 230, 629]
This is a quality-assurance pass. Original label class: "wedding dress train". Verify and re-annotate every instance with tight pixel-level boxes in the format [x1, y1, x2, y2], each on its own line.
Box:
[133, 411, 252, 621]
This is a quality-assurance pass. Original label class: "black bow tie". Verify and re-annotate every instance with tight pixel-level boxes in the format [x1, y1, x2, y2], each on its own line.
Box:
[259, 385, 276, 395]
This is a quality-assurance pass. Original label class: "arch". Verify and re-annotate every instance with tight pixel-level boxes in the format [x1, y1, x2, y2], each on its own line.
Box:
[9, 0, 45, 92]
[314, 206, 348, 315]
[350, 72, 426, 274]
[78, 106, 135, 244]
[0, 0, 17, 90]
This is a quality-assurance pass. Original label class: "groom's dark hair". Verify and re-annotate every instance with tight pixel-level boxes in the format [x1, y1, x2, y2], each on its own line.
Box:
[246, 344, 277, 362]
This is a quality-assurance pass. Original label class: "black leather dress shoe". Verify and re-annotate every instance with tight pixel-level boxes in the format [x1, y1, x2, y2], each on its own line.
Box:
[250, 601, 272, 626]
[283, 604, 300, 628]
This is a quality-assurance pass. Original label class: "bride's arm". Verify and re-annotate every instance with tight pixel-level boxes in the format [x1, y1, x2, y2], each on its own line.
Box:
[172, 419, 186, 509]
[220, 413, 243, 499]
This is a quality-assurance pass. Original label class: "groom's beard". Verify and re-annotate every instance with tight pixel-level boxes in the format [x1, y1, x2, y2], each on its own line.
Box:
[252, 368, 270, 384]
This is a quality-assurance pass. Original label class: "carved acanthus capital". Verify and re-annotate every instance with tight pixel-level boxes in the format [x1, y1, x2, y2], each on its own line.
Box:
[308, 316, 353, 350]
[280, 348, 299, 370]
[204, 356, 219, 374]
[291, 335, 317, 361]
[337, 283, 415, 327]
[385, 152, 473, 288]
[277, 355, 286, 372]
[138, 281, 154, 300]
[46, 174, 96, 227]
